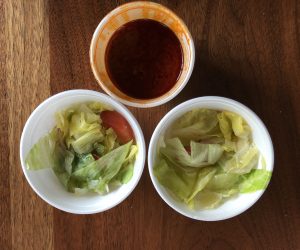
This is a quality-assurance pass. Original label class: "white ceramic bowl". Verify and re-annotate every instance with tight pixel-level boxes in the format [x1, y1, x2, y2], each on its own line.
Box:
[20, 90, 146, 214]
[148, 96, 274, 221]
[90, 1, 195, 108]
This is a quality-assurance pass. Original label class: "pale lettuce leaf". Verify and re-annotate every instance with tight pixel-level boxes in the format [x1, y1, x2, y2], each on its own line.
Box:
[113, 145, 138, 184]
[193, 191, 223, 209]
[153, 159, 197, 201]
[72, 141, 132, 192]
[161, 138, 223, 168]
[25, 102, 138, 195]
[169, 109, 221, 143]
[154, 108, 271, 210]
[239, 169, 271, 193]
[73, 153, 95, 172]
[103, 128, 119, 153]
[218, 144, 259, 174]
[205, 173, 240, 190]
[187, 167, 216, 202]
[25, 128, 59, 170]
[71, 128, 103, 154]
[115, 163, 134, 184]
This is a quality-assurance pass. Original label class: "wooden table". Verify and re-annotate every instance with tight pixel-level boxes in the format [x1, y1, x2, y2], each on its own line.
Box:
[1, 0, 300, 249]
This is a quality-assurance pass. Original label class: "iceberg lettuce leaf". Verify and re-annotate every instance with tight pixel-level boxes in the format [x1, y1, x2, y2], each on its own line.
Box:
[154, 108, 271, 210]
[25, 128, 59, 170]
[153, 158, 197, 201]
[25, 102, 138, 195]
[103, 128, 119, 153]
[219, 144, 259, 174]
[115, 162, 134, 184]
[239, 169, 271, 193]
[73, 153, 95, 172]
[187, 167, 217, 202]
[161, 138, 223, 168]
[112, 145, 137, 184]
[72, 141, 131, 181]
[71, 128, 104, 154]
[169, 109, 221, 143]
[205, 173, 240, 191]
[193, 191, 223, 209]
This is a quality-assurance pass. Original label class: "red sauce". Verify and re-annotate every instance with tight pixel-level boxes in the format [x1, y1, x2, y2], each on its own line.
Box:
[105, 19, 183, 99]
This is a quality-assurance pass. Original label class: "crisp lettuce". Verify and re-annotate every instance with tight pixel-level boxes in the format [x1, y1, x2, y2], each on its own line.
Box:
[161, 138, 223, 168]
[154, 108, 272, 210]
[69, 112, 100, 139]
[187, 167, 216, 202]
[88, 102, 112, 113]
[72, 141, 132, 193]
[25, 102, 138, 195]
[205, 173, 239, 191]
[93, 142, 105, 156]
[239, 169, 271, 193]
[113, 144, 138, 184]
[154, 159, 196, 201]
[73, 153, 95, 172]
[218, 111, 252, 153]
[115, 162, 134, 184]
[55, 109, 74, 139]
[25, 128, 59, 170]
[169, 109, 222, 144]
[103, 128, 119, 153]
[223, 111, 251, 138]
[25, 128, 75, 188]
[70, 128, 103, 154]
[193, 191, 223, 210]
[219, 144, 259, 174]
[72, 141, 131, 181]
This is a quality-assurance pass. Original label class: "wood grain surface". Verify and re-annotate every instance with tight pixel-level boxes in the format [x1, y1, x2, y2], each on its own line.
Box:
[1, 0, 300, 249]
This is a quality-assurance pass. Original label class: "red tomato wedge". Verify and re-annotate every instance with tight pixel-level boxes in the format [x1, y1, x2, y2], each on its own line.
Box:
[100, 111, 134, 144]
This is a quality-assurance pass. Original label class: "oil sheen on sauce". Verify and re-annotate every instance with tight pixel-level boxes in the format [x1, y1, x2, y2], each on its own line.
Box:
[105, 19, 183, 99]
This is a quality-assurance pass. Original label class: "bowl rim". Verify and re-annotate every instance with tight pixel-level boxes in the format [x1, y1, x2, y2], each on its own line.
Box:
[148, 96, 274, 221]
[20, 89, 146, 214]
[89, 1, 195, 108]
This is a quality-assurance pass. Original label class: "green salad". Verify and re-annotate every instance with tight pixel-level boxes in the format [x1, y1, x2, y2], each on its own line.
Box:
[154, 109, 271, 210]
[26, 102, 137, 195]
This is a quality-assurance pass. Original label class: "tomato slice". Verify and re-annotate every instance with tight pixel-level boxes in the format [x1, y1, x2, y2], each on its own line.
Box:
[100, 111, 134, 144]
